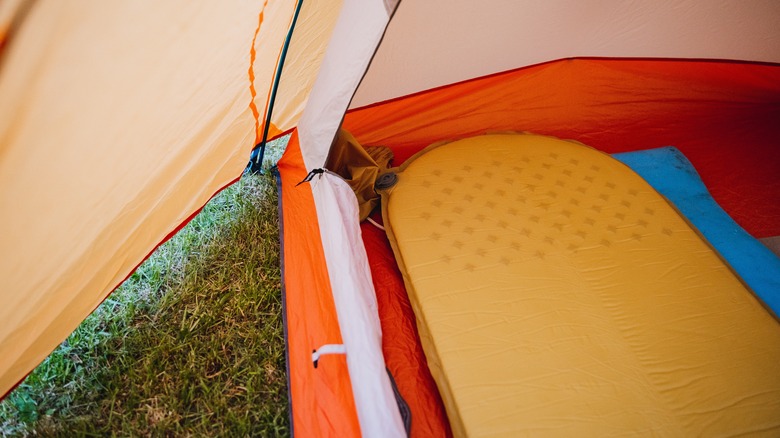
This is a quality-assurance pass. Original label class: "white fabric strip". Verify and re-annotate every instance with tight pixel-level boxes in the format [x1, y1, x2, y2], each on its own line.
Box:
[297, 0, 396, 169]
[310, 171, 405, 437]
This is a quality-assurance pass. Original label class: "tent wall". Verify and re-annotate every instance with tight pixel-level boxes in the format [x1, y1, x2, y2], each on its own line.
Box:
[0, 0, 26, 48]
[344, 58, 780, 238]
[251, 0, 343, 142]
[0, 0, 343, 399]
[0, 0, 256, 398]
[297, 0, 399, 169]
[352, 0, 780, 108]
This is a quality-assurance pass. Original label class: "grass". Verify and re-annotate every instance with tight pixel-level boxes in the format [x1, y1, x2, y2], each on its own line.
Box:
[1, 139, 289, 437]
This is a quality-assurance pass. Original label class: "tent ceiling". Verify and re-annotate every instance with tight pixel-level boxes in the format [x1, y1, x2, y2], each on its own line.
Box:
[352, 0, 780, 108]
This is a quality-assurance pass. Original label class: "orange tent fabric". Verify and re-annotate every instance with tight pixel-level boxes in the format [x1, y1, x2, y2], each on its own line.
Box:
[277, 132, 362, 437]
[344, 58, 780, 237]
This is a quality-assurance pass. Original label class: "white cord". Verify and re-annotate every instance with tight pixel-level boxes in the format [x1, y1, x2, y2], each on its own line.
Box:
[366, 217, 385, 231]
[312, 344, 347, 367]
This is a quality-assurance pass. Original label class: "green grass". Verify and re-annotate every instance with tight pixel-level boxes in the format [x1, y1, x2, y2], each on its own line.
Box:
[1, 139, 289, 436]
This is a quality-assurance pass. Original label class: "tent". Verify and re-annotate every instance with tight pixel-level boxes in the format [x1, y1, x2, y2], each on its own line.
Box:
[1, 0, 779, 435]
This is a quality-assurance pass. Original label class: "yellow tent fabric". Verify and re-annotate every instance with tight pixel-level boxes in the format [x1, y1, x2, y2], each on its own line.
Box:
[0, 0, 339, 398]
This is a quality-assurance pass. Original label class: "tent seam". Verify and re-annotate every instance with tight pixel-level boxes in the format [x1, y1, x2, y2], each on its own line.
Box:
[248, 0, 270, 145]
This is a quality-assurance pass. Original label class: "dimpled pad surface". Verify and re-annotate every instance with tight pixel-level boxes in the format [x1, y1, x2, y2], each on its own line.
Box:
[384, 134, 780, 437]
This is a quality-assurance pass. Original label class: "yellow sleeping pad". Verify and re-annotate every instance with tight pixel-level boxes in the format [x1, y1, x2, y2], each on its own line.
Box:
[380, 134, 780, 437]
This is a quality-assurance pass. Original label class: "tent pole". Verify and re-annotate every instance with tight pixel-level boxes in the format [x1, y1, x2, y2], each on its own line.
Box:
[247, 0, 305, 174]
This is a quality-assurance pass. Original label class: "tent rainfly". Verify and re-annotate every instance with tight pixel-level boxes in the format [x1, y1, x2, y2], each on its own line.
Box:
[1, 0, 779, 436]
